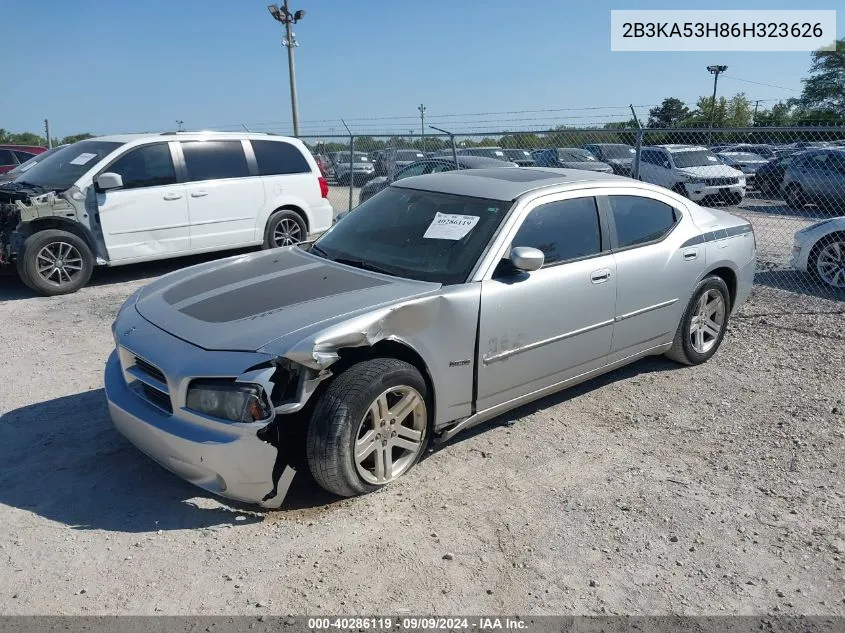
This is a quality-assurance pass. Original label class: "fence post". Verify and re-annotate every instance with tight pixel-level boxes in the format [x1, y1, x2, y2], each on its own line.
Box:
[348, 135, 355, 212]
[633, 128, 643, 180]
[451, 135, 458, 167]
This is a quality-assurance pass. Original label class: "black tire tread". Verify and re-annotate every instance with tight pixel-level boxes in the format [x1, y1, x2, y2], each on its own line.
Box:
[666, 275, 731, 366]
[20, 229, 94, 296]
[306, 358, 427, 497]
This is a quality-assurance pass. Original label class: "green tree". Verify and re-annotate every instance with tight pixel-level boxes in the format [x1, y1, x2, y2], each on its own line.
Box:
[797, 38, 845, 120]
[647, 98, 690, 128]
[61, 133, 95, 145]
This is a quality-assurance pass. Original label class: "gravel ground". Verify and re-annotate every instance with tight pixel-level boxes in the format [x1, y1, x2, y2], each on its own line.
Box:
[1, 251, 843, 616]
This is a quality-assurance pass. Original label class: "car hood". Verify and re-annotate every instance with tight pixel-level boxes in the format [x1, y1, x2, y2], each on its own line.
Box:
[605, 157, 634, 166]
[134, 247, 441, 353]
[676, 165, 743, 178]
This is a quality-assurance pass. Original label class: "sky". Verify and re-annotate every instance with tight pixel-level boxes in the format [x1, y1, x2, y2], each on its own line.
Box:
[2, 0, 842, 139]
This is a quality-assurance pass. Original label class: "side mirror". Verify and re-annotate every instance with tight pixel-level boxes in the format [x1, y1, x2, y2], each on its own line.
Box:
[510, 246, 544, 272]
[96, 172, 123, 191]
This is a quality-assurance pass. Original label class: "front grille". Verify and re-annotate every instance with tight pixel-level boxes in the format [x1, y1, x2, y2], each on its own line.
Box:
[704, 177, 739, 186]
[140, 384, 173, 414]
[134, 356, 166, 383]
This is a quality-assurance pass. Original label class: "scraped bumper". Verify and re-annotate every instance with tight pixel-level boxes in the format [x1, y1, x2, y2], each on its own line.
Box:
[104, 351, 291, 507]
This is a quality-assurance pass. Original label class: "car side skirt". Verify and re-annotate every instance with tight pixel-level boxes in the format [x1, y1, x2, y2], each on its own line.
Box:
[435, 341, 672, 442]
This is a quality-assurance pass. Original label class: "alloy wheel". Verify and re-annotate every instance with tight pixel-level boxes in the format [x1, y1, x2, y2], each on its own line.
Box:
[815, 240, 845, 288]
[35, 241, 84, 287]
[354, 386, 427, 485]
[689, 289, 726, 354]
[273, 218, 302, 246]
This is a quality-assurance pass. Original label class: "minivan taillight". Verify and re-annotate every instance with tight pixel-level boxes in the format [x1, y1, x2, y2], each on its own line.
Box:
[318, 176, 329, 198]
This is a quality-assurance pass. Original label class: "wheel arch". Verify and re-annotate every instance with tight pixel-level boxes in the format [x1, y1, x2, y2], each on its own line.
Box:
[330, 339, 436, 426]
[21, 217, 99, 259]
[703, 265, 738, 310]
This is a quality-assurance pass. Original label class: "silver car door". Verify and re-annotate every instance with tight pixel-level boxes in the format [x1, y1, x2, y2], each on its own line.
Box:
[601, 190, 704, 362]
[475, 193, 616, 412]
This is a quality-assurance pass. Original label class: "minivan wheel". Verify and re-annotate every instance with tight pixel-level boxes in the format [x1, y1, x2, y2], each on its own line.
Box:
[264, 209, 306, 248]
[306, 358, 430, 497]
[20, 229, 94, 296]
[666, 275, 730, 366]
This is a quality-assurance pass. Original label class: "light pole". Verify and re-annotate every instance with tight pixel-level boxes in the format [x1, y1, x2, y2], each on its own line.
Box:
[418, 104, 426, 152]
[706, 64, 727, 146]
[268, 2, 306, 136]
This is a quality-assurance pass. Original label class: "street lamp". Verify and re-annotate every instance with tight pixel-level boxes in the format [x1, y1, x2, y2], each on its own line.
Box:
[706, 64, 727, 146]
[268, 2, 306, 136]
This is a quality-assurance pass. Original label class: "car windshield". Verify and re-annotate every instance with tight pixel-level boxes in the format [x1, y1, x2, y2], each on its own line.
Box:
[336, 152, 371, 163]
[311, 187, 511, 285]
[558, 149, 595, 162]
[7, 145, 67, 177]
[396, 150, 425, 161]
[14, 140, 123, 190]
[671, 150, 721, 168]
[597, 145, 635, 159]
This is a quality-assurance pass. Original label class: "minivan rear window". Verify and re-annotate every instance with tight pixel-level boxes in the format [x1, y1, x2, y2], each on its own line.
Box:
[251, 140, 311, 176]
[181, 141, 249, 182]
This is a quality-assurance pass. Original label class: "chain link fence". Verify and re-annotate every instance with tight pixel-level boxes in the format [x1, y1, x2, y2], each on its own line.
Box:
[300, 126, 845, 299]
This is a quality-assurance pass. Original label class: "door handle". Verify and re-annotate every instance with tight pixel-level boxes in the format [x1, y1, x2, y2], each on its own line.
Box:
[683, 248, 698, 261]
[190, 191, 208, 198]
[590, 269, 611, 284]
[163, 193, 182, 201]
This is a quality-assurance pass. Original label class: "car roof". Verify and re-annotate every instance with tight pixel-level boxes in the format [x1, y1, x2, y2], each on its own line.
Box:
[656, 144, 707, 152]
[393, 167, 624, 201]
[84, 131, 302, 144]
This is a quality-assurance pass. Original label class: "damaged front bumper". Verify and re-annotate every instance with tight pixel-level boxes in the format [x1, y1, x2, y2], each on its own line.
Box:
[104, 303, 314, 508]
[0, 187, 79, 264]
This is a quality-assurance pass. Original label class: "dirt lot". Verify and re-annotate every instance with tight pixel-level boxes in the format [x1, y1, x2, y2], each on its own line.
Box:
[1, 194, 844, 616]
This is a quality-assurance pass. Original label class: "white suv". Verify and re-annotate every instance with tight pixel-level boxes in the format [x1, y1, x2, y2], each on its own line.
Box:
[0, 132, 333, 295]
[638, 144, 746, 206]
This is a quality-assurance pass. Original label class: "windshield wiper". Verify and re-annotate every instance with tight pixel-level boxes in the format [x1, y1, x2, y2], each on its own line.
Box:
[332, 257, 396, 276]
[309, 243, 330, 258]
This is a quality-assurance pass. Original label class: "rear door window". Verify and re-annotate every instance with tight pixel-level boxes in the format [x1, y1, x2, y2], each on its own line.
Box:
[608, 195, 677, 248]
[181, 141, 249, 182]
[251, 140, 310, 175]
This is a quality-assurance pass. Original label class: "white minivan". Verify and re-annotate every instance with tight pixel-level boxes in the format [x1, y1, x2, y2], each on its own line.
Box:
[0, 132, 333, 295]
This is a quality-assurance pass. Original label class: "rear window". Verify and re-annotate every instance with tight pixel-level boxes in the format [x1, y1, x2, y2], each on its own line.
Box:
[252, 140, 310, 176]
[181, 141, 249, 182]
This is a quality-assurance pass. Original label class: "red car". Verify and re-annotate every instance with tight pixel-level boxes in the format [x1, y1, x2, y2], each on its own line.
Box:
[0, 144, 48, 175]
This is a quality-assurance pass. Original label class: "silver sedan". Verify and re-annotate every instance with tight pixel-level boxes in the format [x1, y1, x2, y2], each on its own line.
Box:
[105, 168, 756, 506]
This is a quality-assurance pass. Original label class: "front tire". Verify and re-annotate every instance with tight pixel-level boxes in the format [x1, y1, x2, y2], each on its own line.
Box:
[306, 358, 430, 497]
[263, 209, 306, 249]
[666, 275, 731, 366]
[19, 230, 94, 296]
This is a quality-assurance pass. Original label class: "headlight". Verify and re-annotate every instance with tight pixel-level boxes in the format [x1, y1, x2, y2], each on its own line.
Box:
[186, 380, 271, 423]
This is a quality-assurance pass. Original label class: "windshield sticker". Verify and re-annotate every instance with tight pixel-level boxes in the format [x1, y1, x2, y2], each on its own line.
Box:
[707, 156, 718, 162]
[69, 152, 98, 166]
[423, 212, 480, 240]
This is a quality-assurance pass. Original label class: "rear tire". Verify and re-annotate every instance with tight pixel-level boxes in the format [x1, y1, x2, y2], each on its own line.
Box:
[666, 275, 731, 366]
[20, 230, 94, 296]
[306, 358, 430, 497]
[263, 209, 306, 249]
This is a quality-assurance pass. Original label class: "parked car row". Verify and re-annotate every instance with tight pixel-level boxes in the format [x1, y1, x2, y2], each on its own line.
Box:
[0, 144, 48, 175]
